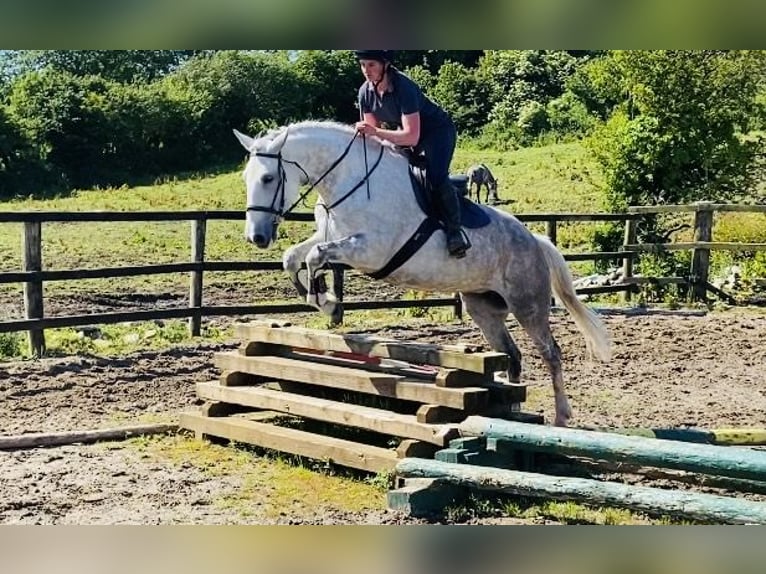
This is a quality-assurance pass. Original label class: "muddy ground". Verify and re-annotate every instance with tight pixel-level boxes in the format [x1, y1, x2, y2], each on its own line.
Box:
[2, 289, 766, 524]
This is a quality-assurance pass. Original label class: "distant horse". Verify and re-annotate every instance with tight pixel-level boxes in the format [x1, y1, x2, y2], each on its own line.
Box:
[234, 120, 611, 426]
[466, 163, 499, 204]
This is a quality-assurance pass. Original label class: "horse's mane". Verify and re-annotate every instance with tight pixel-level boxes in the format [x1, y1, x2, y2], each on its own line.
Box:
[263, 120, 405, 157]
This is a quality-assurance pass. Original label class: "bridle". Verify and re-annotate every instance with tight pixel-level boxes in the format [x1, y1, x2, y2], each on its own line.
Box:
[245, 129, 385, 221]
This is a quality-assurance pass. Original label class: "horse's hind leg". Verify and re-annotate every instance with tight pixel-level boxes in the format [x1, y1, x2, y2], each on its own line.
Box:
[461, 292, 522, 382]
[513, 307, 570, 427]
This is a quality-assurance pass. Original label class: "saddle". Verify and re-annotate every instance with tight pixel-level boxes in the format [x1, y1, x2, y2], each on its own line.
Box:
[366, 152, 491, 281]
[405, 155, 491, 230]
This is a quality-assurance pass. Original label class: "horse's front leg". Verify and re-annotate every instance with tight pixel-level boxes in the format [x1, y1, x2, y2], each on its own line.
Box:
[305, 233, 372, 323]
[283, 230, 323, 298]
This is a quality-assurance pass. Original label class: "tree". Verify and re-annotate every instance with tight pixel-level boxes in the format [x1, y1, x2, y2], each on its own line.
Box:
[3, 51, 201, 83]
[394, 51, 483, 72]
[479, 51, 589, 142]
[164, 51, 306, 164]
[587, 50, 766, 211]
[0, 106, 57, 198]
[430, 61, 494, 135]
[292, 51, 360, 123]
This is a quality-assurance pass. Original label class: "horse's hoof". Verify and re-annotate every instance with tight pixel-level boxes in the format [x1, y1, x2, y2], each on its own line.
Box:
[330, 303, 344, 326]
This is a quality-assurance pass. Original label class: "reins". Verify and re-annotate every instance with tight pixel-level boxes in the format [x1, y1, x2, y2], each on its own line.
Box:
[246, 129, 384, 220]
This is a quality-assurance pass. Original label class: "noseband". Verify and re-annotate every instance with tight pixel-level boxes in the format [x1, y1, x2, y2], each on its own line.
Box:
[245, 130, 384, 220]
[245, 150, 309, 220]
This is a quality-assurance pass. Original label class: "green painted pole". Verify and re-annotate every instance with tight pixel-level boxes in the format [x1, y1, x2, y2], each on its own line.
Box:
[459, 416, 766, 482]
[396, 458, 766, 524]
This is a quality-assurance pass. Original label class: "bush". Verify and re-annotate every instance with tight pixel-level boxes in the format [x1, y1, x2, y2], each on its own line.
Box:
[546, 92, 597, 139]
[0, 332, 23, 358]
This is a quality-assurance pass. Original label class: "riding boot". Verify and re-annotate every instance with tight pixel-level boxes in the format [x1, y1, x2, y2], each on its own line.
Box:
[434, 180, 471, 258]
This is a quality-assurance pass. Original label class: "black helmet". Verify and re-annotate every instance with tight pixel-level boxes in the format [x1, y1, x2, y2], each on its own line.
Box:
[353, 50, 394, 63]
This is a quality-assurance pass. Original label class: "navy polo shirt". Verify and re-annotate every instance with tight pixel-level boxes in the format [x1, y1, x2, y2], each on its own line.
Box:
[357, 68, 453, 137]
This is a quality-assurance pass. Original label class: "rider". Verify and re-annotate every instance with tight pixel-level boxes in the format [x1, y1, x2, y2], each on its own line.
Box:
[353, 50, 471, 258]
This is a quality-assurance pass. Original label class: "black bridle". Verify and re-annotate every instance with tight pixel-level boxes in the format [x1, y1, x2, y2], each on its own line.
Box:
[245, 130, 385, 220]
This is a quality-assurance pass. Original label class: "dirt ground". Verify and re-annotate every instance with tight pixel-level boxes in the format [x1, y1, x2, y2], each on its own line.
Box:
[2, 291, 766, 524]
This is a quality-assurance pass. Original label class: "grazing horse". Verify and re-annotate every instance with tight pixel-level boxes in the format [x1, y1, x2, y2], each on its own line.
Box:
[466, 163, 499, 204]
[234, 120, 611, 426]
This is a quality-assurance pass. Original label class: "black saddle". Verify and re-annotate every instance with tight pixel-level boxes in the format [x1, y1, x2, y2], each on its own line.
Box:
[408, 166, 491, 229]
[365, 156, 491, 280]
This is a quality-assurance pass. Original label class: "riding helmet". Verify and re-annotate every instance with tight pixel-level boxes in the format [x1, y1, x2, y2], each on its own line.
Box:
[353, 50, 394, 63]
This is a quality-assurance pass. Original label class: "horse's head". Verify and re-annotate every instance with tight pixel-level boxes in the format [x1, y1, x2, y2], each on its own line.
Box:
[234, 127, 308, 248]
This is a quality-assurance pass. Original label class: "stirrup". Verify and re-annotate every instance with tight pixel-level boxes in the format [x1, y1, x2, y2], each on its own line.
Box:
[447, 229, 471, 258]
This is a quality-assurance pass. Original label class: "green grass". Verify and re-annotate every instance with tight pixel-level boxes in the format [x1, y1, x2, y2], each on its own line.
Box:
[119, 433, 387, 519]
[0, 319, 230, 360]
[454, 142, 608, 251]
[443, 491, 672, 525]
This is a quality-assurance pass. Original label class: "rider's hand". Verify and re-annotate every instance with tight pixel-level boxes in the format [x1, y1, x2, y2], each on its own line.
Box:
[355, 122, 377, 137]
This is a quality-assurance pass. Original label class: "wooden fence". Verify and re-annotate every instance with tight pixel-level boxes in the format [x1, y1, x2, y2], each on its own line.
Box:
[0, 209, 639, 355]
[622, 202, 766, 303]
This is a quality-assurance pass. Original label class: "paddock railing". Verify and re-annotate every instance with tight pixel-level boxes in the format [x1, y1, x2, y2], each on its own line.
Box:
[622, 202, 766, 303]
[0, 209, 639, 355]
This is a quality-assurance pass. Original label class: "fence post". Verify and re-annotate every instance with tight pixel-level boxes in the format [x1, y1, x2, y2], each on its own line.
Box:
[546, 219, 557, 245]
[690, 202, 713, 302]
[622, 217, 637, 303]
[23, 221, 45, 356]
[453, 292, 463, 321]
[189, 218, 206, 336]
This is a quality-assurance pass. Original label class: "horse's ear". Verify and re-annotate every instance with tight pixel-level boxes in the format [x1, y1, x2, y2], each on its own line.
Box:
[233, 129, 255, 152]
[272, 126, 290, 153]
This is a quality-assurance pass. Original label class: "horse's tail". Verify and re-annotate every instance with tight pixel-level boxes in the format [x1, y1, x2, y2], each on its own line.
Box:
[535, 234, 612, 362]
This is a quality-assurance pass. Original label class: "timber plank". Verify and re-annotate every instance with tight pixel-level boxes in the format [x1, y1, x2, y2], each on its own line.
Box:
[195, 382, 457, 446]
[214, 352, 489, 411]
[234, 322, 508, 374]
[435, 368, 493, 387]
[179, 412, 397, 473]
[241, 342, 446, 381]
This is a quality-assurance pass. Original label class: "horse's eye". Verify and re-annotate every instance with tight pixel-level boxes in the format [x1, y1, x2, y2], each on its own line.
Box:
[261, 174, 275, 184]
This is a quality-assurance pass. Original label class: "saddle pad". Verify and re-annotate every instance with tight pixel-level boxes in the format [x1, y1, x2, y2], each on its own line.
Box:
[408, 168, 491, 229]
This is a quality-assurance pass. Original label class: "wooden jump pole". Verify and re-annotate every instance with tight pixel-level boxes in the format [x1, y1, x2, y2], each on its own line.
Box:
[395, 458, 766, 524]
[583, 426, 766, 446]
[0, 423, 177, 450]
[459, 416, 766, 482]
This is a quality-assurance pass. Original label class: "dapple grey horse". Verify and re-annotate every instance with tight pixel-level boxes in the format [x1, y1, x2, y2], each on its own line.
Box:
[466, 163, 499, 204]
[234, 120, 611, 426]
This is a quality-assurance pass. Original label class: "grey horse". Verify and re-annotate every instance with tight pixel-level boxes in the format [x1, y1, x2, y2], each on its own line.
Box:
[234, 121, 611, 426]
[467, 163, 499, 204]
